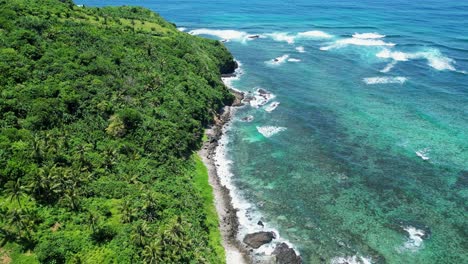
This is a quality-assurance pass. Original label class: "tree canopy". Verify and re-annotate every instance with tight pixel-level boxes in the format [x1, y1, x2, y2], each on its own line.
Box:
[0, 0, 235, 262]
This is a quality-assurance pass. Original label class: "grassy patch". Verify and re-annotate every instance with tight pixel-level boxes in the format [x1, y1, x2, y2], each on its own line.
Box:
[192, 154, 226, 263]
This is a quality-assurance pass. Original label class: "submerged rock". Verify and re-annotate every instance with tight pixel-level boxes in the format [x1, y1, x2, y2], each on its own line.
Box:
[273, 243, 302, 264]
[243, 231, 275, 249]
[241, 115, 254, 122]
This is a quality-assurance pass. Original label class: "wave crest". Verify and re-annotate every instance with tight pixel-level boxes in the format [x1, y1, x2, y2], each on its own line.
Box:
[256, 126, 287, 137]
[363, 77, 407, 84]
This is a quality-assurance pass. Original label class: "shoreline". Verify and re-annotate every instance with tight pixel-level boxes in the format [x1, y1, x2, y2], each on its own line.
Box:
[198, 87, 251, 264]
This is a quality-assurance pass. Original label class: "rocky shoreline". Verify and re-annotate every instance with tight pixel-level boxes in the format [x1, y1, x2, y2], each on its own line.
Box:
[198, 86, 250, 263]
[198, 71, 302, 263]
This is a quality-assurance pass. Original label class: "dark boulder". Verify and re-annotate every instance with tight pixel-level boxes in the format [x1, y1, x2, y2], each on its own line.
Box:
[243, 231, 275, 249]
[273, 243, 302, 264]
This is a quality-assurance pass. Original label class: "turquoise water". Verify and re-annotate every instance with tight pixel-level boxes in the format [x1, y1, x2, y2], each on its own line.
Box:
[79, 1, 467, 263]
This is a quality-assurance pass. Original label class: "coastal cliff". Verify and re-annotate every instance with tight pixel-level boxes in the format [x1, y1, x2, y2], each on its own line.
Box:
[0, 0, 237, 263]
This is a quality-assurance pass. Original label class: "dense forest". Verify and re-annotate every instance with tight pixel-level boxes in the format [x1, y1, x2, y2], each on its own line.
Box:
[0, 0, 237, 262]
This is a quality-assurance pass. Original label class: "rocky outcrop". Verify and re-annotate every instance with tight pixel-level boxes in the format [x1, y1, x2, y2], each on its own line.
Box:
[243, 231, 276, 249]
[272, 243, 302, 264]
[220, 59, 239, 75]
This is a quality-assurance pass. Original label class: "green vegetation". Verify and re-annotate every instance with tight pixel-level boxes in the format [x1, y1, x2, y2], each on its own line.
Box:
[0, 0, 236, 262]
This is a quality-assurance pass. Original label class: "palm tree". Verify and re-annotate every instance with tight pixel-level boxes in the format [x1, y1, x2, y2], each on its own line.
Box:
[86, 212, 100, 233]
[4, 178, 28, 207]
[142, 239, 162, 264]
[131, 221, 150, 247]
[120, 200, 134, 224]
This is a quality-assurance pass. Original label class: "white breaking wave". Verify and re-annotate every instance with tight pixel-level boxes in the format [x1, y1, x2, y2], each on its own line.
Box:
[177, 27, 187, 32]
[321, 38, 395, 51]
[297, 30, 333, 39]
[265, 102, 280, 112]
[221, 60, 243, 88]
[380, 60, 398, 73]
[189, 28, 251, 43]
[256, 126, 287, 137]
[331, 256, 373, 264]
[415, 148, 430, 160]
[249, 88, 275, 108]
[288, 58, 301, 62]
[267, 32, 296, 44]
[353, 32, 386, 39]
[267, 54, 290, 66]
[296, 46, 306, 53]
[377, 48, 457, 71]
[363, 77, 407, 84]
[267, 30, 333, 44]
[401, 226, 426, 252]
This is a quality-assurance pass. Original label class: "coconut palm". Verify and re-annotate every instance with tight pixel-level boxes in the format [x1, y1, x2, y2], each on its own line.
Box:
[142, 239, 163, 264]
[4, 178, 28, 207]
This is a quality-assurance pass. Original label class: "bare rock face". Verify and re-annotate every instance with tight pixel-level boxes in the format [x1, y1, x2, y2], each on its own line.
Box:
[272, 243, 302, 264]
[243, 231, 276, 249]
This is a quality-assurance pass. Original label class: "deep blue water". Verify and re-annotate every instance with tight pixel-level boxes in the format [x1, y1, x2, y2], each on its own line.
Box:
[79, 1, 468, 263]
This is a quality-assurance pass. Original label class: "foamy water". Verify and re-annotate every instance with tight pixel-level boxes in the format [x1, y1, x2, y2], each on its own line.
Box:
[400, 226, 426, 252]
[265, 101, 280, 112]
[189, 28, 250, 42]
[377, 48, 457, 71]
[363, 76, 407, 84]
[256, 126, 287, 137]
[266, 30, 332, 44]
[331, 256, 373, 264]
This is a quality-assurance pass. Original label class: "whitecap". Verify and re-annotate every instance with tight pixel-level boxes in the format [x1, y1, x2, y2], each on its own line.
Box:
[331, 255, 373, 264]
[265, 102, 280, 112]
[377, 49, 410, 61]
[353, 32, 386, 39]
[267, 54, 290, 66]
[296, 46, 306, 53]
[221, 60, 243, 88]
[363, 77, 407, 84]
[266, 32, 296, 44]
[177, 27, 187, 32]
[297, 30, 333, 39]
[321, 38, 395, 51]
[189, 28, 250, 43]
[402, 226, 425, 252]
[249, 88, 275, 108]
[377, 48, 457, 71]
[380, 60, 398, 73]
[288, 58, 301, 62]
[415, 148, 430, 160]
[256, 126, 287, 138]
[267, 30, 333, 44]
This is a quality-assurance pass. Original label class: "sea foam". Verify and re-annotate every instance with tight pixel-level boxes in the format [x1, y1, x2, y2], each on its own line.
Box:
[331, 255, 373, 264]
[352, 32, 386, 39]
[321, 32, 394, 50]
[296, 46, 306, 53]
[401, 226, 426, 252]
[249, 88, 275, 108]
[256, 126, 287, 137]
[267, 54, 290, 66]
[363, 77, 407, 84]
[415, 148, 430, 160]
[264, 101, 280, 112]
[267, 30, 333, 44]
[189, 28, 250, 42]
[377, 48, 457, 71]
[297, 30, 333, 39]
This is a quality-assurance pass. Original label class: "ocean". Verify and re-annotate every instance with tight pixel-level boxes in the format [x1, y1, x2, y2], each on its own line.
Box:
[78, 1, 468, 263]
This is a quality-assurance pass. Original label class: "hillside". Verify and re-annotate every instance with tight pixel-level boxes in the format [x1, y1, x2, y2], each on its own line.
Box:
[0, 0, 237, 263]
